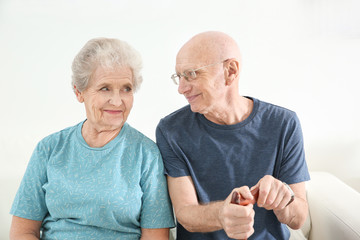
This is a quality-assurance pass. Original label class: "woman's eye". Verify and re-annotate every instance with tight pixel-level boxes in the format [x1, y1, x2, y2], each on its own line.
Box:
[100, 87, 109, 91]
[124, 87, 132, 92]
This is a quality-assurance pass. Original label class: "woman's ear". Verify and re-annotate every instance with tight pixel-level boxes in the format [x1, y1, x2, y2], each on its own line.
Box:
[224, 59, 240, 86]
[74, 86, 84, 103]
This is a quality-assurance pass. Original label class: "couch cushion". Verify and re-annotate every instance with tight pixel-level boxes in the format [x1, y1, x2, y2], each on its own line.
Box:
[307, 172, 360, 239]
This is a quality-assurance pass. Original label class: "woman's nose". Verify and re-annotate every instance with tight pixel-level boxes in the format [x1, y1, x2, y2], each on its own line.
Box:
[109, 92, 123, 106]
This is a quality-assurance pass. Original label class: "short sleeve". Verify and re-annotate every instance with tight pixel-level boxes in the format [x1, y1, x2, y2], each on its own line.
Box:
[156, 122, 190, 177]
[139, 146, 175, 229]
[278, 113, 310, 184]
[10, 141, 49, 221]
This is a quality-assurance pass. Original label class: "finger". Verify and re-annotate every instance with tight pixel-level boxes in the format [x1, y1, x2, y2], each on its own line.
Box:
[250, 181, 259, 191]
[231, 203, 254, 219]
[250, 181, 260, 193]
[274, 184, 293, 210]
[229, 186, 253, 205]
[241, 204, 255, 217]
[263, 184, 280, 208]
[225, 189, 239, 204]
[268, 188, 285, 210]
[220, 204, 254, 238]
[250, 186, 259, 202]
[224, 209, 255, 239]
[226, 225, 254, 240]
[231, 191, 241, 205]
[237, 186, 254, 201]
[256, 179, 272, 207]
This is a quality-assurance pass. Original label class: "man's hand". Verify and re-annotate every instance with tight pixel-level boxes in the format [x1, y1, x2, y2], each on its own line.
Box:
[250, 175, 293, 211]
[218, 187, 255, 239]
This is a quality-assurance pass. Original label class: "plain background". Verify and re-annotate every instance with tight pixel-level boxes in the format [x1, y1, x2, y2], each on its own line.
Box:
[1, 0, 360, 237]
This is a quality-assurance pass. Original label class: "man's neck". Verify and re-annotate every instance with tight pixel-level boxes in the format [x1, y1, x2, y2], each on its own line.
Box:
[204, 96, 253, 125]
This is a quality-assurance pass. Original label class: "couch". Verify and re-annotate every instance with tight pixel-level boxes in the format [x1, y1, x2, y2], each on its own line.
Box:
[289, 171, 360, 240]
[2, 172, 360, 240]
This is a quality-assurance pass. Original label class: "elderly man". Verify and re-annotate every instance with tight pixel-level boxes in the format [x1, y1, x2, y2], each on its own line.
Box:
[156, 31, 310, 240]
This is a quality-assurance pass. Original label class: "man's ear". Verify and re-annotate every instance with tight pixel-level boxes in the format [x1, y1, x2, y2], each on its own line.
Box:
[74, 85, 84, 103]
[224, 59, 240, 86]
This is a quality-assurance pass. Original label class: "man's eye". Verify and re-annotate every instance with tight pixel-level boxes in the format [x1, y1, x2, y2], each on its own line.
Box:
[184, 70, 196, 79]
[100, 87, 109, 91]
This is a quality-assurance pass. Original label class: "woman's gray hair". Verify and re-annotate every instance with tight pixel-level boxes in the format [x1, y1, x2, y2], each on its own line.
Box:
[71, 37, 143, 93]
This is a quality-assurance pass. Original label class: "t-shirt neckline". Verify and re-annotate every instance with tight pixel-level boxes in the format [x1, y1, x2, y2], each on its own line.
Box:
[198, 97, 259, 130]
[76, 120, 128, 150]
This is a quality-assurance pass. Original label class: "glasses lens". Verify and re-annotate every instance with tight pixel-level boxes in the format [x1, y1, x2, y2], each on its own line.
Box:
[171, 74, 179, 85]
[184, 70, 196, 81]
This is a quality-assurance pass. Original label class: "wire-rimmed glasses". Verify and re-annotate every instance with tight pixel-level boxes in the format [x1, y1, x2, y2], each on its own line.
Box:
[171, 59, 227, 85]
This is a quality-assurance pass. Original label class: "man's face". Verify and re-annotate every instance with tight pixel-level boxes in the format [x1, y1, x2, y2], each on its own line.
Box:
[175, 58, 226, 115]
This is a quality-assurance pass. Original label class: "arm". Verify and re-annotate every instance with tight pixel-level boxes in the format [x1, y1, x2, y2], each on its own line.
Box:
[274, 182, 308, 229]
[251, 175, 308, 229]
[140, 228, 169, 240]
[9, 216, 42, 240]
[167, 175, 255, 239]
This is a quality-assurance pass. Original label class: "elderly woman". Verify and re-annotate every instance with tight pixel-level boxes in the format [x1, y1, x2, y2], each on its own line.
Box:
[10, 38, 175, 240]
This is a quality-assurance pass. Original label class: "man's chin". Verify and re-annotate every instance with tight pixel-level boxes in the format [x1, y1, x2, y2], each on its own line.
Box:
[189, 104, 202, 114]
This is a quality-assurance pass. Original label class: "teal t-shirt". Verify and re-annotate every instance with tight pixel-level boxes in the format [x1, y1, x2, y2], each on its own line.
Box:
[11, 121, 175, 239]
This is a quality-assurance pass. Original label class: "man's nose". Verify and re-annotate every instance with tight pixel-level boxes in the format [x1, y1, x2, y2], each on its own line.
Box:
[177, 76, 191, 95]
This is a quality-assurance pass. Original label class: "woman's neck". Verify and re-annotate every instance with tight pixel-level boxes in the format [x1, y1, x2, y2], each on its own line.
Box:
[81, 120, 122, 148]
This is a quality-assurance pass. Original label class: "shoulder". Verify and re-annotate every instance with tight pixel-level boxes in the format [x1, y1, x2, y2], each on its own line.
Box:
[37, 122, 81, 149]
[252, 98, 303, 140]
[123, 124, 164, 173]
[27, 122, 82, 165]
[124, 123, 160, 153]
[255, 98, 298, 122]
[156, 105, 196, 143]
[157, 105, 194, 130]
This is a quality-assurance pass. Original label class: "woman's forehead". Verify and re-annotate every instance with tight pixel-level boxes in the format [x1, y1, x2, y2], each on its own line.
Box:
[89, 66, 133, 84]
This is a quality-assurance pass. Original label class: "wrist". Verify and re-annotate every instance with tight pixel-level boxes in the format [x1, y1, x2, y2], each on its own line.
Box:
[283, 182, 295, 206]
[215, 201, 226, 229]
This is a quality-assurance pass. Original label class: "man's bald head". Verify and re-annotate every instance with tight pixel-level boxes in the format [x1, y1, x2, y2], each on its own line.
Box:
[176, 31, 242, 65]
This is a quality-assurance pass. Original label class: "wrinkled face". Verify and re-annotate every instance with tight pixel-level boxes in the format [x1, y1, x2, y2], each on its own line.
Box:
[75, 66, 134, 131]
[175, 58, 226, 115]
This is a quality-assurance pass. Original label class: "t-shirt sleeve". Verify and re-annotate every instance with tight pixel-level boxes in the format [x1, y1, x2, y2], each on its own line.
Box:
[139, 146, 175, 229]
[10, 141, 49, 221]
[155, 122, 190, 177]
[278, 113, 310, 184]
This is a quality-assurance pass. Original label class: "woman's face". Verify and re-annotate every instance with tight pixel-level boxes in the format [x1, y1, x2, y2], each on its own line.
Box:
[75, 66, 134, 132]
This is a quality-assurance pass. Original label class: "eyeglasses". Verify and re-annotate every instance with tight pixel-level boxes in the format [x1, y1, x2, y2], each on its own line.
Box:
[171, 59, 227, 85]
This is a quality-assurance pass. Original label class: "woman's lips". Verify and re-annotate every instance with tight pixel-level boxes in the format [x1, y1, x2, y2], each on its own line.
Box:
[104, 110, 123, 115]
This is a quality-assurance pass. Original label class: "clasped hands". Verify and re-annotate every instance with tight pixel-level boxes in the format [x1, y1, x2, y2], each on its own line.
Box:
[218, 175, 294, 239]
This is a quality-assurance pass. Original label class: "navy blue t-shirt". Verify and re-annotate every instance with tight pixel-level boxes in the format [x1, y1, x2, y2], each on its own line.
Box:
[156, 97, 310, 240]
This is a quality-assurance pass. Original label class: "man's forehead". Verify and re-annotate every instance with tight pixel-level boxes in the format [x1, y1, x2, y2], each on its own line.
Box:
[175, 59, 204, 72]
[175, 53, 214, 71]
[175, 40, 219, 71]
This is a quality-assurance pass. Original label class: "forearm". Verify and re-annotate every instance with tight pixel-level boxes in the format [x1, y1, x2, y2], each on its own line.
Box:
[273, 195, 308, 229]
[176, 201, 223, 232]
